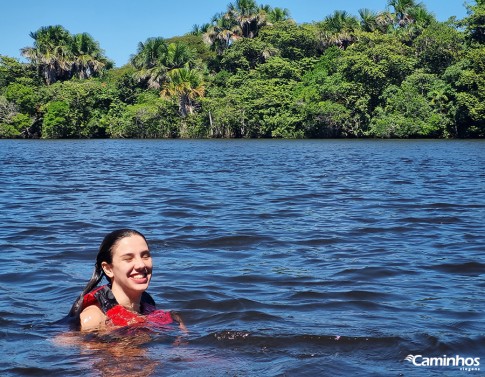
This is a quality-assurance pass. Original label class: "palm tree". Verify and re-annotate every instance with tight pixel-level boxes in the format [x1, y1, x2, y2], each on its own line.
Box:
[428, 88, 449, 110]
[386, 0, 434, 43]
[203, 1, 271, 54]
[191, 23, 211, 36]
[203, 12, 241, 54]
[131, 37, 167, 69]
[375, 11, 395, 33]
[387, 0, 433, 28]
[228, 0, 266, 38]
[160, 67, 205, 117]
[164, 42, 195, 69]
[21, 25, 110, 84]
[318, 11, 360, 49]
[131, 38, 195, 90]
[21, 25, 73, 84]
[388, 0, 416, 26]
[130, 37, 170, 89]
[70, 32, 111, 79]
[261, 5, 291, 23]
[406, 6, 434, 26]
[359, 8, 379, 32]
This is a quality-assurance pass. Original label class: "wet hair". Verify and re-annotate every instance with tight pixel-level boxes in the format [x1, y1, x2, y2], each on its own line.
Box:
[68, 229, 148, 319]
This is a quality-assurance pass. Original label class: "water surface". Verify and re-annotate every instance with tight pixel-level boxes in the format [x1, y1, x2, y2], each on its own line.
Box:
[0, 139, 484, 376]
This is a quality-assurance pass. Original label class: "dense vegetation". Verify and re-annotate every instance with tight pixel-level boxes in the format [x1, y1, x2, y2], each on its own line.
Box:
[1, 0, 484, 139]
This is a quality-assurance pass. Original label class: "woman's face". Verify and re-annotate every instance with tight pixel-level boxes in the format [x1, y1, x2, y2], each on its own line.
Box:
[102, 234, 153, 296]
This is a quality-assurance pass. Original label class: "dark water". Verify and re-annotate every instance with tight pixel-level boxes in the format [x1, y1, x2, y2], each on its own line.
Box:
[0, 139, 484, 376]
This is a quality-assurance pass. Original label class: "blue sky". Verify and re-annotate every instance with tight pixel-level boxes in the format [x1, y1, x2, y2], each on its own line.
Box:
[0, 0, 469, 67]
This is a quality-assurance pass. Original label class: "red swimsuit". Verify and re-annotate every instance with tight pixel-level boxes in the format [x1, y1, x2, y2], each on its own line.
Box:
[81, 285, 173, 327]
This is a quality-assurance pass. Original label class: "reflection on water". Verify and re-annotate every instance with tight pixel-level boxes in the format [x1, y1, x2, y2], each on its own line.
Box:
[54, 325, 193, 377]
[57, 331, 157, 377]
[0, 139, 484, 376]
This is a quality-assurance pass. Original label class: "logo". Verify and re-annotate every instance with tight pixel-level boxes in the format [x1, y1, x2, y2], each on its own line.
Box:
[405, 355, 418, 364]
[405, 354, 480, 372]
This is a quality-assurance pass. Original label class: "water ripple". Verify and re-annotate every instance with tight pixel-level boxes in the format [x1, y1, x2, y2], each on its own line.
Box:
[0, 139, 484, 376]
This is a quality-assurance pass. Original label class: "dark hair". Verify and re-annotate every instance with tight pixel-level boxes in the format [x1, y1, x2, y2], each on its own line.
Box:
[68, 229, 148, 319]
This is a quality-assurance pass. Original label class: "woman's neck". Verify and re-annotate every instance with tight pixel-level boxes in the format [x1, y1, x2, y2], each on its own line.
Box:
[110, 284, 142, 313]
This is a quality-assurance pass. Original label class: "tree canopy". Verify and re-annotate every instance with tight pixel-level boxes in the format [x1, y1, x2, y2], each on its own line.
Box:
[1, 0, 484, 139]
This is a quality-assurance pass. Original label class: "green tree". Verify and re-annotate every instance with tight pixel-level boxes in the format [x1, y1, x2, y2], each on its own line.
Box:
[386, 0, 435, 43]
[103, 65, 144, 104]
[21, 25, 110, 85]
[166, 34, 214, 63]
[296, 49, 370, 137]
[446, 0, 485, 136]
[258, 22, 318, 60]
[0, 56, 38, 88]
[191, 23, 211, 36]
[261, 6, 291, 23]
[204, 61, 302, 138]
[358, 9, 380, 32]
[339, 32, 417, 107]
[10, 113, 31, 137]
[219, 38, 277, 72]
[387, 0, 429, 27]
[368, 72, 451, 137]
[0, 96, 18, 124]
[70, 32, 112, 79]
[0, 96, 23, 137]
[256, 56, 302, 80]
[301, 101, 353, 138]
[21, 25, 73, 84]
[130, 37, 169, 88]
[41, 79, 117, 138]
[316, 11, 360, 49]
[3, 79, 40, 115]
[161, 67, 205, 117]
[414, 21, 465, 74]
[461, 0, 485, 44]
[130, 38, 195, 89]
[203, 0, 269, 56]
[41, 101, 71, 138]
[203, 12, 241, 54]
[227, 0, 267, 39]
[444, 46, 485, 137]
[107, 98, 179, 138]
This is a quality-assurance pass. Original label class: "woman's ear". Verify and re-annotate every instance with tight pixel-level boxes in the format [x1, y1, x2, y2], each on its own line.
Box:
[101, 261, 114, 278]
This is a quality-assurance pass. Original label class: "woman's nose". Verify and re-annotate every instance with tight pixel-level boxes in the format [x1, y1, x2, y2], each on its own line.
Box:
[134, 257, 146, 269]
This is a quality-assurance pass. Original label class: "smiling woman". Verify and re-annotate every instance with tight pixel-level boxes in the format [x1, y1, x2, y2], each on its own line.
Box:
[68, 229, 185, 332]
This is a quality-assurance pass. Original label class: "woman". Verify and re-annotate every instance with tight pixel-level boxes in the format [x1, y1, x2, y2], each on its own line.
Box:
[69, 229, 185, 332]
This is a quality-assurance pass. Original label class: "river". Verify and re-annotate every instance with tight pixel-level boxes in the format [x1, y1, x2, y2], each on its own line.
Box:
[0, 139, 484, 376]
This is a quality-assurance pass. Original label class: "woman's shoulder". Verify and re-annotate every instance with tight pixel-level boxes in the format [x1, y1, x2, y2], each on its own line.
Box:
[79, 304, 107, 331]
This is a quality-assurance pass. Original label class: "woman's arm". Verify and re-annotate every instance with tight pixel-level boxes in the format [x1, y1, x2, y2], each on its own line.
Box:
[171, 312, 188, 333]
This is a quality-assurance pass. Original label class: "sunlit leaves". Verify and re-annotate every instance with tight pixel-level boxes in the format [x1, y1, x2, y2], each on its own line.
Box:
[414, 22, 465, 74]
[161, 67, 205, 117]
[21, 25, 111, 85]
